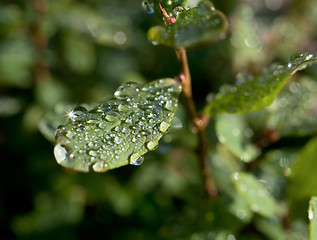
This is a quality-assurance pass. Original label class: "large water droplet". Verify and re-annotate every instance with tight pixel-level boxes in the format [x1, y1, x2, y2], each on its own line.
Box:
[54, 145, 68, 164]
[114, 82, 140, 99]
[92, 161, 108, 172]
[146, 140, 158, 150]
[68, 106, 88, 122]
[129, 154, 144, 165]
[159, 121, 170, 132]
[105, 114, 118, 122]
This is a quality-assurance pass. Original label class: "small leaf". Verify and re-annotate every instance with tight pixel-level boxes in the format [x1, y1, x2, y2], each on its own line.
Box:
[287, 137, 317, 219]
[309, 197, 317, 240]
[232, 172, 278, 218]
[204, 54, 317, 117]
[147, 1, 229, 48]
[54, 79, 182, 172]
[215, 114, 259, 162]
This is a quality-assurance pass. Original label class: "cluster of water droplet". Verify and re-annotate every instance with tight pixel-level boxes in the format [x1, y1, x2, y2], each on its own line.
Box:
[54, 79, 182, 172]
[287, 53, 316, 71]
[206, 54, 317, 116]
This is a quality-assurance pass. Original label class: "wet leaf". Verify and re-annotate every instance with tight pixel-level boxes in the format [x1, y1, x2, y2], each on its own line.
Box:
[287, 137, 317, 219]
[147, 1, 229, 48]
[266, 77, 317, 137]
[54, 79, 182, 172]
[204, 54, 317, 117]
[215, 114, 259, 162]
[232, 172, 278, 218]
[309, 197, 317, 240]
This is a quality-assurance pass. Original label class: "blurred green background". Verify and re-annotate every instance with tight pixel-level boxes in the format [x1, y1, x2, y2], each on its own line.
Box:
[1, 0, 317, 239]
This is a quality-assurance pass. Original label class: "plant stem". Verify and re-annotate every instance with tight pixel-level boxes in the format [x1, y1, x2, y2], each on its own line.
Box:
[175, 47, 217, 198]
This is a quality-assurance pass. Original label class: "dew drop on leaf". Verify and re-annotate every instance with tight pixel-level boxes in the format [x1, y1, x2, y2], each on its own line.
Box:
[54, 145, 67, 164]
[68, 106, 88, 122]
[129, 154, 144, 166]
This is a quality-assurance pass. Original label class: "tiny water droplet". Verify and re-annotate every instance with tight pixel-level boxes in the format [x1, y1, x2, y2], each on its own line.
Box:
[122, 127, 130, 135]
[89, 150, 98, 157]
[114, 136, 122, 144]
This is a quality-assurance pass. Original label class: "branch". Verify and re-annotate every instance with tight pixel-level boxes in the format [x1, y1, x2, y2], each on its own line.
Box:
[175, 47, 217, 198]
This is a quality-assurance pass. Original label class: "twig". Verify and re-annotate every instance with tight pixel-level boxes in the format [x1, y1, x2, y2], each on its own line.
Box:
[175, 47, 217, 198]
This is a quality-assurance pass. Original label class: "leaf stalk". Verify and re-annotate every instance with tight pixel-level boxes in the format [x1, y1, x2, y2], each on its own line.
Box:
[175, 47, 217, 198]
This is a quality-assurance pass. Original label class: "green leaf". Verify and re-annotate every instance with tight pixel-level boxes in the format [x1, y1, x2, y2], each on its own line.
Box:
[266, 77, 317, 137]
[204, 54, 317, 117]
[232, 172, 278, 218]
[287, 137, 317, 219]
[309, 197, 317, 240]
[215, 114, 259, 162]
[147, 1, 229, 48]
[54, 79, 182, 172]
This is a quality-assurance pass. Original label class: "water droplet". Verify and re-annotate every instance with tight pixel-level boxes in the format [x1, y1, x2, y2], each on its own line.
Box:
[159, 121, 170, 132]
[122, 127, 130, 135]
[114, 136, 122, 144]
[165, 100, 175, 111]
[141, 0, 154, 14]
[89, 150, 98, 157]
[105, 114, 118, 122]
[309, 203, 315, 220]
[92, 161, 108, 172]
[118, 103, 129, 112]
[66, 130, 76, 139]
[114, 82, 140, 99]
[54, 145, 68, 164]
[129, 154, 144, 165]
[68, 106, 88, 122]
[146, 140, 158, 150]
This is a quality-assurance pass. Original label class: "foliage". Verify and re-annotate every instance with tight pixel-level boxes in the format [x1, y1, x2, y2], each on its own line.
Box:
[1, 0, 317, 240]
